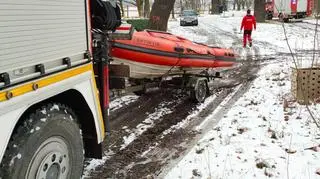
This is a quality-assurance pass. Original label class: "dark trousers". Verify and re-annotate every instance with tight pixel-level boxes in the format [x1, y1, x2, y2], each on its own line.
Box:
[243, 30, 252, 47]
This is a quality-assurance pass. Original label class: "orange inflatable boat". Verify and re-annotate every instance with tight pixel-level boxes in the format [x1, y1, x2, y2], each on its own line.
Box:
[110, 30, 237, 79]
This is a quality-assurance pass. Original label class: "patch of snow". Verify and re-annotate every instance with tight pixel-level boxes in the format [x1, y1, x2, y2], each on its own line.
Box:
[120, 101, 174, 150]
[165, 61, 320, 179]
[109, 95, 139, 112]
[69, 115, 74, 121]
[161, 95, 217, 138]
[50, 104, 59, 111]
[40, 118, 47, 122]
[121, 133, 136, 150]
[82, 150, 114, 178]
[196, 84, 243, 131]
[41, 109, 47, 114]
[30, 129, 34, 134]
[141, 144, 157, 158]
[35, 127, 40, 131]
[9, 153, 22, 167]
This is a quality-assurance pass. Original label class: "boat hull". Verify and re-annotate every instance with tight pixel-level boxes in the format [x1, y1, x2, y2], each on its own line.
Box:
[110, 30, 237, 79]
[111, 57, 206, 79]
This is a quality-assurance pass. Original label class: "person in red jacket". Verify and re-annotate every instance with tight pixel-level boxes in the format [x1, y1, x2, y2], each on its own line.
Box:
[240, 9, 256, 47]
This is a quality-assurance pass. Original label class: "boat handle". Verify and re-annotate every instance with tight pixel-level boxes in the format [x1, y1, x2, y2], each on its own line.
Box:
[174, 46, 185, 53]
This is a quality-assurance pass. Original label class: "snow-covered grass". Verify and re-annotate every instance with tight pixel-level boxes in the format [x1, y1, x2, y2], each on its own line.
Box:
[165, 60, 320, 179]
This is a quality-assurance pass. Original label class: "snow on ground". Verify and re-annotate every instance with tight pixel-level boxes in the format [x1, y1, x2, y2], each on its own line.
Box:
[165, 60, 320, 179]
[165, 11, 320, 179]
[169, 11, 319, 57]
[120, 101, 174, 150]
[303, 18, 320, 25]
[83, 95, 139, 177]
[84, 12, 320, 178]
[109, 94, 139, 111]
[82, 150, 114, 178]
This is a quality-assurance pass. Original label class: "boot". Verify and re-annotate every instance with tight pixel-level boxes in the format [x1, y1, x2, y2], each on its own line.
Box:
[249, 42, 252, 47]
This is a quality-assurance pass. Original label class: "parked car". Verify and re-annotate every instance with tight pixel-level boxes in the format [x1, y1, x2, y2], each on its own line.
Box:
[180, 10, 198, 26]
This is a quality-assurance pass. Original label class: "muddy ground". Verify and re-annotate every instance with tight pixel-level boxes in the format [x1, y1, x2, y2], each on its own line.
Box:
[85, 60, 264, 178]
[84, 22, 287, 179]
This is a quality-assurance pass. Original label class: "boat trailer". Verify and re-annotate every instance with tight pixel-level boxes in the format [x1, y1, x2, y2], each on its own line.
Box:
[108, 64, 221, 103]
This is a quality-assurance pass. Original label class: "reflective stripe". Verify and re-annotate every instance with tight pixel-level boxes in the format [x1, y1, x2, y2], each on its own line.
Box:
[1, 64, 91, 101]
[0, 63, 105, 139]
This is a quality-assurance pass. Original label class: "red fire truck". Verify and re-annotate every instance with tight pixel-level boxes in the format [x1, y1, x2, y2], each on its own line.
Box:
[265, 0, 313, 21]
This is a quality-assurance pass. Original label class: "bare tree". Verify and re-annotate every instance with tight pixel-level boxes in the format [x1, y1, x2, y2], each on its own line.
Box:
[191, 0, 196, 10]
[241, 0, 246, 9]
[245, 0, 253, 9]
[236, 0, 241, 10]
[136, 0, 144, 17]
[143, 0, 150, 18]
[211, 0, 219, 14]
[119, 0, 125, 17]
[254, 0, 265, 22]
[147, 0, 176, 31]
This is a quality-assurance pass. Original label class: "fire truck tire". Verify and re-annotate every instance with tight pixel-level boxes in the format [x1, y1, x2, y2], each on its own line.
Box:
[0, 103, 84, 179]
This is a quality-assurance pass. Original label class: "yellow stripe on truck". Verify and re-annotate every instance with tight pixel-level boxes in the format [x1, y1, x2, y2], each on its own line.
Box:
[0, 64, 91, 101]
[0, 63, 105, 139]
[91, 71, 105, 139]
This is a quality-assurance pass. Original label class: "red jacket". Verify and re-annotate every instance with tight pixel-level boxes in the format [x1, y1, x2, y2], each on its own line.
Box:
[241, 15, 256, 30]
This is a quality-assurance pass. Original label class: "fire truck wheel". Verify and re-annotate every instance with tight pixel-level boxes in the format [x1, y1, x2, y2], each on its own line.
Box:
[0, 103, 84, 179]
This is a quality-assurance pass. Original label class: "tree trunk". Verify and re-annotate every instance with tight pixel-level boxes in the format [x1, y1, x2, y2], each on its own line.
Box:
[191, 0, 196, 10]
[314, 0, 320, 15]
[236, 0, 241, 10]
[211, 0, 219, 14]
[233, 0, 236, 10]
[254, 0, 265, 22]
[136, 0, 144, 17]
[143, 0, 150, 18]
[241, 0, 245, 9]
[172, 8, 175, 19]
[147, 0, 175, 31]
[119, 0, 125, 17]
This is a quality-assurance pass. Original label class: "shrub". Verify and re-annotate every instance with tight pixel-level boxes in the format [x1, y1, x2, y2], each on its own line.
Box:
[126, 18, 149, 31]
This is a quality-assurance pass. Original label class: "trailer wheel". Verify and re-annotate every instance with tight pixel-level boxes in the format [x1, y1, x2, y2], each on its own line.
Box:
[190, 79, 208, 103]
[0, 103, 84, 179]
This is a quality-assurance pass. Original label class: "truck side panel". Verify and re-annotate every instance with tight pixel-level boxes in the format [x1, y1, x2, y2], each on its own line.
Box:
[0, 0, 87, 73]
[0, 64, 104, 163]
[297, 0, 308, 12]
[274, 0, 292, 14]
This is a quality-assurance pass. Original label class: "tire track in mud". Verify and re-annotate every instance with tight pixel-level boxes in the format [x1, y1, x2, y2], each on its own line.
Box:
[88, 92, 198, 178]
